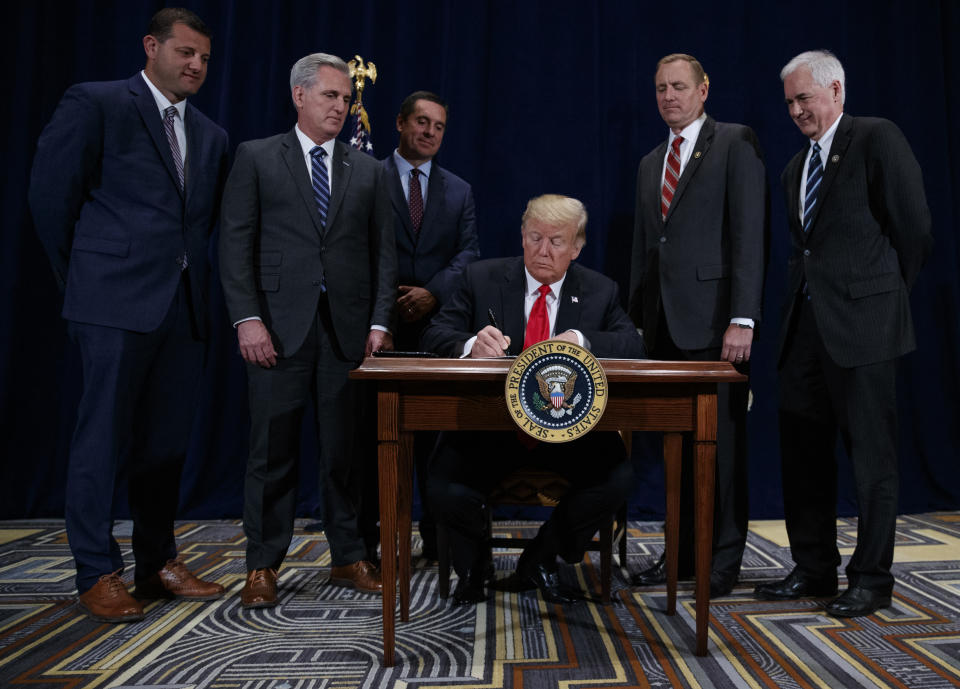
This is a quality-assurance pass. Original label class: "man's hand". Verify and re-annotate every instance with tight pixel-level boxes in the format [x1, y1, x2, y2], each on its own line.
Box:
[397, 285, 437, 323]
[554, 330, 579, 345]
[238, 320, 277, 368]
[366, 329, 394, 357]
[721, 324, 754, 363]
[471, 326, 511, 358]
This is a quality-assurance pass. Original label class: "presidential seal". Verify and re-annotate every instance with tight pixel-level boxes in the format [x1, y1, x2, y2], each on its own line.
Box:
[505, 339, 608, 443]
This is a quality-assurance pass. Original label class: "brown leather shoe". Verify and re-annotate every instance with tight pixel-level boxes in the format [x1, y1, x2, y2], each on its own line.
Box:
[78, 571, 145, 623]
[330, 560, 382, 594]
[241, 568, 278, 608]
[135, 559, 225, 600]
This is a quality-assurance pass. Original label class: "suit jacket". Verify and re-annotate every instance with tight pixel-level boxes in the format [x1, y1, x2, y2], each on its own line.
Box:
[219, 131, 396, 361]
[629, 116, 767, 351]
[777, 114, 933, 368]
[29, 73, 229, 335]
[421, 257, 645, 359]
[381, 154, 479, 302]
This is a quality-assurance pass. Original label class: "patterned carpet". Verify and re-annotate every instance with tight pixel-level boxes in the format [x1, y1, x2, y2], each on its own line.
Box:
[1, 514, 958, 688]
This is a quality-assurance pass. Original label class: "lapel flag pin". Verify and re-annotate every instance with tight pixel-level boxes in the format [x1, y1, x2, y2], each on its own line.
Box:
[571, 296, 579, 303]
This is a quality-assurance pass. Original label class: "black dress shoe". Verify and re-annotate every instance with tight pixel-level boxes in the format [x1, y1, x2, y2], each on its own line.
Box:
[754, 568, 838, 600]
[824, 587, 891, 617]
[452, 577, 487, 606]
[523, 563, 583, 604]
[631, 555, 693, 587]
[709, 569, 738, 597]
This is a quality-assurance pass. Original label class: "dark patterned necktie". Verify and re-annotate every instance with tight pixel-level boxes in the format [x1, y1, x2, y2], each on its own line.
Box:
[660, 135, 683, 220]
[524, 284, 552, 349]
[310, 146, 330, 226]
[803, 142, 822, 233]
[409, 168, 423, 232]
[162, 106, 184, 190]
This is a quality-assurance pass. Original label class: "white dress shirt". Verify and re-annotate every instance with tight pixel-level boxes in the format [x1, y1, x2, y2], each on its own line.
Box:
[141, 70, 187, 163]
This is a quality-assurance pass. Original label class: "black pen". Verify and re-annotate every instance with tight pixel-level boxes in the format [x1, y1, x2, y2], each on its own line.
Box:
[487, 307, 509, 355]
[487, 307, 500, 330]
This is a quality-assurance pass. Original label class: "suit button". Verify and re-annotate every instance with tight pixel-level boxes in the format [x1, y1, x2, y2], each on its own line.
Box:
[803, 249, 811, 256]
[659, 236, 667, 243]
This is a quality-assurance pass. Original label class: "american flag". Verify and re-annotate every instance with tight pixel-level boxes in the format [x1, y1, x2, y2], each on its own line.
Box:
[349, 112, 373, 154]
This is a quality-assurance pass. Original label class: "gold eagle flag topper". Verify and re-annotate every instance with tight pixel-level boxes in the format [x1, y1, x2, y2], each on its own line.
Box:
[347, 55, 376, 151]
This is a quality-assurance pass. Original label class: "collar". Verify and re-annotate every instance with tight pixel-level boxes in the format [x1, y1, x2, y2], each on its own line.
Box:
[295, 124, 336, 159]
[523, 265, 566, 298]
[140, 70, 186, 119]
[392, 149, 433, 180]
[668, 112, 707, 148]
[809, 112, 843, 156]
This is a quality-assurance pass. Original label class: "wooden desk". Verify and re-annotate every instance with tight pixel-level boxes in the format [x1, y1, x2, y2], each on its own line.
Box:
[351, 357, 746, 665]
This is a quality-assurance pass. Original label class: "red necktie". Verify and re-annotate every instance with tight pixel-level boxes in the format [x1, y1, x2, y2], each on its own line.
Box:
[409, 168, 423, 232]
[524, 284, 551, 348]
[660, 135, 683, 220]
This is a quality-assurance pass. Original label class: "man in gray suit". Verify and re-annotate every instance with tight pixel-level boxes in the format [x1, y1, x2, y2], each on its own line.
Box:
[219, 53, 396, 608]
[754, 50, 932, 617]
[629, 53, 767, 597]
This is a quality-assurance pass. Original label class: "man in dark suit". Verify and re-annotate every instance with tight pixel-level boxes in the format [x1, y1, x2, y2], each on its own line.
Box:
[219, 53, 396, 608]
[28, 8, 228, 622]
[754, 50, 932, 617]
[422, 194, 646, 605]
[382, 90, 480, 559]
[629, 54, 767, 597]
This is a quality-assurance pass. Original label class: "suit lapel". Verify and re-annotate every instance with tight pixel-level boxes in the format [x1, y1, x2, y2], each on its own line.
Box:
[183, 104, 203, 204]
[419, 165, 445, 243]
[648, 141, 668, 226]
[325, 141, 353, 231]
[280, 129, 324, 236]
[555, 266, 582, 333]
[384, 155, 416, 240]
[806, 114, 852, 236]
[500, 258, 526, 354]
[783, 149, 805, 238]
[665, 116, 715, 223]
[131, 74, 183, 199]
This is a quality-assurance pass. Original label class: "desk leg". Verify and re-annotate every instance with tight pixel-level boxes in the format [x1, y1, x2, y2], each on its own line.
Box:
[378, 390, 399, 667]
[398, 431, 414, 622]
[663, 433, 682, 616]
[694, 392, 717, 657]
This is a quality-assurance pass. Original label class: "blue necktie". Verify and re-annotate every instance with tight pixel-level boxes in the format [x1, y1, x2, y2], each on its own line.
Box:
[310, 145, 330, 227]
[803, 142, 822, 233]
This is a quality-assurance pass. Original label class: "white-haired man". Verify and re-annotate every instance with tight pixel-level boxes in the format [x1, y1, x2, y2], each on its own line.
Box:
[754, 50, 932, 617]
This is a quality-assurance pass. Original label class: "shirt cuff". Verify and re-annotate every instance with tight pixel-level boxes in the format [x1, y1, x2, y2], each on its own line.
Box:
[233, 316, 262, 328]
[730, 318, 755, 329]
[370, 324, 392, 335]
[461, 335, 478, 358]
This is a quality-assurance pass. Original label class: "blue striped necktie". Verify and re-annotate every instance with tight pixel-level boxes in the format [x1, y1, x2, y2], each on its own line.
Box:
[802, 142, 822, 233]
[310, 145, 330, 226]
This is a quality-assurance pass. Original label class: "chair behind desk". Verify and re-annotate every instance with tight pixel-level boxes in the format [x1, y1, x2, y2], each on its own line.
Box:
[435, 433, 631, 604]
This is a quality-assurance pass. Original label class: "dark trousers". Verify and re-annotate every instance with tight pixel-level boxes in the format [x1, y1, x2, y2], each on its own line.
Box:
[243, 300, 376, 570]
[778, 297, 898, 594]
[66, 278, 203, 593]
[651, 311, 750, 575]
[428, 431, 633, 579]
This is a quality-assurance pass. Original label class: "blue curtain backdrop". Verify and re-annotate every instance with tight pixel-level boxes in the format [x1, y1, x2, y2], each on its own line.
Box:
[2, 0, 958, 521]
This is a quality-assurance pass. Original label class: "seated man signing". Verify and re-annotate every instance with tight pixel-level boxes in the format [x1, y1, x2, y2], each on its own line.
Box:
[421, 194, 646, 604]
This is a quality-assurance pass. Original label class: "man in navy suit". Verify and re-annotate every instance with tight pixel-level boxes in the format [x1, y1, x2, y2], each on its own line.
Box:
[382, 90, 480, 559]
[422, 194, 645, 605]
[754, 50, 932, 617]
[629, 53, 767, 597]
[219, 53, 396, 608]
[29, 8, 229, 622]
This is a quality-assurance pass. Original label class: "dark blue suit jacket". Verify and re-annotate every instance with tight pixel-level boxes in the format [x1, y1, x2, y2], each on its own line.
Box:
[30, 73, 229, 336]
[381, 154, 479, 304]
[422, 257, 646, 359]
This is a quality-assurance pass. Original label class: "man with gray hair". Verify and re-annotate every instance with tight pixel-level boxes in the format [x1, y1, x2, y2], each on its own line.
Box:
[219, 52, 396, 608]
[754, 50, 932, 617]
